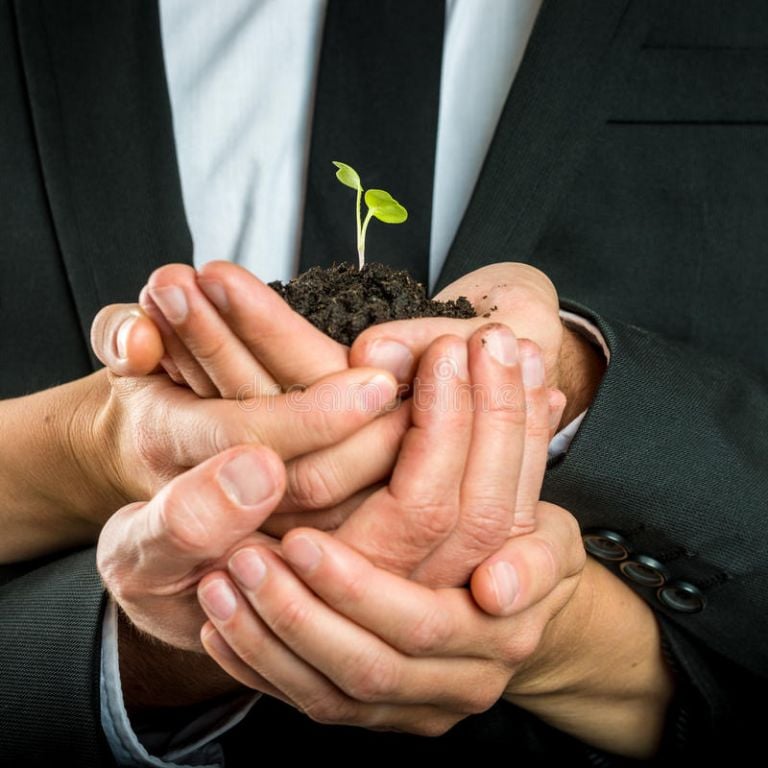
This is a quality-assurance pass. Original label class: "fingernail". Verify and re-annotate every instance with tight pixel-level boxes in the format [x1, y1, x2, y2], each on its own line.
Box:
[447, 341, 469, 380]
[115, 315, 137, 359]
[200, 579, 237, 621]
[283, 535, 322, 573]
[359, 373, 398, 411]
[217, 452, 277, 506]
[490, 562, 519, 611]
[365, 340, 413, 382]
[148, 285, 188, 323]
[198, 279, 229, 313]
[484, 328, 518, 366]
[229, 549, 267, 590]
[522, 351, 544, 387]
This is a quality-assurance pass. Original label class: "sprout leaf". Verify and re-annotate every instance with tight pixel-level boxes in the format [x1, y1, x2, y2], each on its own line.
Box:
[333, 162, 408, 269]
[333, 161, 362, 191]
[364, 189, 408, 224]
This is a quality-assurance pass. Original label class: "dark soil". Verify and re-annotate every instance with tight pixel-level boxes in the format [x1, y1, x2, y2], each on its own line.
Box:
[269, 262, 475, 345]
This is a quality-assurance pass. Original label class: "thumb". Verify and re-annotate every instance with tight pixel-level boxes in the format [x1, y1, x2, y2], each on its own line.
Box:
[98, 445, 286, 589]
[91, 303, 164, 376]
[470, 502, 585, 617]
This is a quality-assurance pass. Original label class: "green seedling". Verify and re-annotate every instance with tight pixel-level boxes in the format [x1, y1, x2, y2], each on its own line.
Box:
[333, 161, 408, 269]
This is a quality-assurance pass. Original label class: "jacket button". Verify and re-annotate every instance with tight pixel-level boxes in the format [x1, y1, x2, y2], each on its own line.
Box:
[620, 555, 669, 588]
[657, 581, 706, 613]
[582, 529, 630, 561]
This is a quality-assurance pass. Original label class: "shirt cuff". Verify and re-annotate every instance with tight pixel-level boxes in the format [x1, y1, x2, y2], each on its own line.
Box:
[100, 599, 259, 767]
[547, 310, 609, 461]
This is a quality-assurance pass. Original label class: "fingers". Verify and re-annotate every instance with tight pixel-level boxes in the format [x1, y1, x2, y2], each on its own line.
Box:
[145, 264, 280, 398]
[197, 260, 349, 387]
[470, 502, 586, 617]
[201, 612, 463, 735]
[141, 281, 217, 395]
[96, 445, 285, 649]
[334, 336, 472, 577]
[547, 388, 568, 437]
[509, 345, 559, 533]
[350, 317, 470, 384]
[276, 402, 410, 515]
[260, 485, 382, 539]
[174, 367, 400, 468]
[98, 446, 285, 582]
[337, 326, 557, 589]
[200, 623, 295, 705]
[200, 547, 503, 714]
[280, 529, 486, 657]
[349, 263, 563, 388]
[90, 303, 164, 376]
[418, 327, 534, 585]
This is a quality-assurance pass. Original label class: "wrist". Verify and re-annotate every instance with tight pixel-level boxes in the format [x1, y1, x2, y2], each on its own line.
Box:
[0, 371, 125, 560]
[66, 370, 131, 521]
[556, 326, 605, 429]
[117, 608, 243, 715]
[505, 559, 676, 759]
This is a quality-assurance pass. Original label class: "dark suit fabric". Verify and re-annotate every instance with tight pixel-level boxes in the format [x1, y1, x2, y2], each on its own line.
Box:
[1, 0, 766, 765]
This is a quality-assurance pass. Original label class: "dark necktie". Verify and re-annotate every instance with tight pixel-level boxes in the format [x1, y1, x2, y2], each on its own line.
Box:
[298, 0, 445, 286]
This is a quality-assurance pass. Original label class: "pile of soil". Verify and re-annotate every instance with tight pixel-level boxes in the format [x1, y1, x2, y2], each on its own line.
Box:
[269, 262, 475, 345]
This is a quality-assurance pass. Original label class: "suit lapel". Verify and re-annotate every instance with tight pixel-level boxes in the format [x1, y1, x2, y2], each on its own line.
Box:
[13, 0, 190, 363]
[435, 0, 643, 291]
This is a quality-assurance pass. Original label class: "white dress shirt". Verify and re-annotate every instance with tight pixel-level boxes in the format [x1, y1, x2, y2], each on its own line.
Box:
[101, 2, 610, 766]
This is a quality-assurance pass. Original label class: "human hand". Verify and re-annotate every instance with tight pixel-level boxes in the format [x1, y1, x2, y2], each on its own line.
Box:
[196, 502, 585, 737]
[90, 261, 348, 395]
[200, 506, 674, 758]
[97, 446, 287, 652]
[350, 262, 605, 427]
[87, 357, 397, 512]
[90, 262, 411, 521]
[329, 324, 564, 587]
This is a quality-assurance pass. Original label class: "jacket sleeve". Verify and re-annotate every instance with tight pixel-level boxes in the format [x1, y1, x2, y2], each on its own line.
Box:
[0, 548, 115, 767]
[542, 298, 768, 748]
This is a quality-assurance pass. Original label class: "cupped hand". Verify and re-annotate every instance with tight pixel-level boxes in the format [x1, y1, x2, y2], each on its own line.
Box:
[91, 261, 349, 396]
[97, 445, 286, 651]
[330, 324, 564, 587]
[92, 362, 397, 510]
[196, 501, 585, 736]
[350, 262, 603, 427]
[90, 262, 411, 520]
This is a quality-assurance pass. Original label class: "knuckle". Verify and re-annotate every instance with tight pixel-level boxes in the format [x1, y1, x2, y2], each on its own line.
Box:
[303, 691, 358, 726]
[529, 535, 559, 587]
[344, 649, 399, 703]
[402, 605, 453, 656]
[269, 597, 310, 637]
[415, 717, 457, 738]
[158, 491, 212, 552]
[400, 497, 457, 546]
[334, 567, 369, 609]
[286, 457, 341, 511]
[461, 678, 506, 714]
[488, 403, 528, 427]
[458, 500, 513, 550]
[501, 625, 542, 665]
[189, 332, 229, 367]
[525, 423, 554, 441]
[307, 399, 348, 443]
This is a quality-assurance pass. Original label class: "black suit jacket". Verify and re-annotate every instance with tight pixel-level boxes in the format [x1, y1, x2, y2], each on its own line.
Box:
[1, 0, 766, 764]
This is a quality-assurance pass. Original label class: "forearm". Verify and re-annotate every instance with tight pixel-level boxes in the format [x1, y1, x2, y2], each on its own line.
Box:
[0, 370, 122, 561]
[505, 557, 675, 759]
